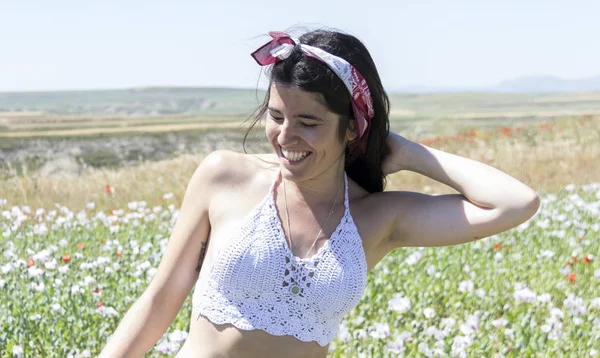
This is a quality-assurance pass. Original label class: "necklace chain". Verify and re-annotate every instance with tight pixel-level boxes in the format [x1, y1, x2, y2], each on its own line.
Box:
[282, 175, 344, 259]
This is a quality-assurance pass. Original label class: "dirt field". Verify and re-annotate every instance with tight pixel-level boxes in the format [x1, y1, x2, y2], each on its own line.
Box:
[2, 89, 599, 211]
[1, 115, 598, 211]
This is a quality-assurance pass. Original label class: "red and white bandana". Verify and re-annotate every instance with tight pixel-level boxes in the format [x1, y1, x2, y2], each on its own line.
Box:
[251, 31, 374, 153]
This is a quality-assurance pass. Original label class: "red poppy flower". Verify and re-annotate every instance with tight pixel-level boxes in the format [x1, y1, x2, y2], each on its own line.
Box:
[77, 243, 84, 249]
[28, 257, 35, 268]
[116, 251, 122, 258]
[97, 301, 104, 308]
[494, 244, 502, 250]
[62, 254, 71, 263]
[501, 127, 513, 137]
[584, 255, 593, 263]
[105, 185, 112, 194]
[568, 273, 576, 283]
[93, 288, 101, 294]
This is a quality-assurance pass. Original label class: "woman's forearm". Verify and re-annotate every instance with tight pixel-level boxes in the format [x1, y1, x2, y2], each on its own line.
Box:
[98, 293, 174, 358]
[387, 132, 539, 210]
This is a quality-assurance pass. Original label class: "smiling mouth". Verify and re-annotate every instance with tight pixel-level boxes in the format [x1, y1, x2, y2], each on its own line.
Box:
[280, 147, 312, 162]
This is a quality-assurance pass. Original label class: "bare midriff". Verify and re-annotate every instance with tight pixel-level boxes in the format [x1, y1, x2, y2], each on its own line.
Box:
[174, 308, 329, 358]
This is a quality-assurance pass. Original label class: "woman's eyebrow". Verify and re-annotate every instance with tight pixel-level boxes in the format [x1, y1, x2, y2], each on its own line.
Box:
[298, 113, 324, 121]
[268, 107, 324, 121]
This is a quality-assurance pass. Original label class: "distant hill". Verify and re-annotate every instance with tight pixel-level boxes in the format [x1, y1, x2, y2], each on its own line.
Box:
[396, 75, 600, 93]
[494, 75, 600, 93]
[2, 78, 600, 117]
[0, 87, 266, 117]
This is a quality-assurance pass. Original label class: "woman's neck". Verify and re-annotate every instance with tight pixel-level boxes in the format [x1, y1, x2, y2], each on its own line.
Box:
[280, 161, 346, 207]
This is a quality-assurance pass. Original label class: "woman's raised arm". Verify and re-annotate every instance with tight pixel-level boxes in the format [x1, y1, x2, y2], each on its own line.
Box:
[381, 132, 540, 249]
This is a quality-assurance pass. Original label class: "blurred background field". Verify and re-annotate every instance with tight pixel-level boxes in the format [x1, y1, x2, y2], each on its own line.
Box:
[1, 87, 600, 357]
[1, 88, 599, 212]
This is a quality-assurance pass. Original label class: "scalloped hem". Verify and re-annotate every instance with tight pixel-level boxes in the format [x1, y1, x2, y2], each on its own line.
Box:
[192, 305, 332, 347]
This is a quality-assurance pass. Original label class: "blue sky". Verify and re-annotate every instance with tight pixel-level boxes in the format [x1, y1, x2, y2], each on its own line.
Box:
[1, 0, 598, 92]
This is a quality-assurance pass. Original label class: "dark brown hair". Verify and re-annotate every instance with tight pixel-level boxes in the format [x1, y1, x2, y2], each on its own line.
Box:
[244, 29, 390, 193]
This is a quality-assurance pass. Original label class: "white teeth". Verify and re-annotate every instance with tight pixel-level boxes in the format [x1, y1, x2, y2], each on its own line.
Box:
[281, 149, 310, 161]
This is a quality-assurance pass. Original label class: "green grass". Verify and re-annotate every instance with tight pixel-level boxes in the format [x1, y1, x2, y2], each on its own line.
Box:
[1, 185, 598, 357]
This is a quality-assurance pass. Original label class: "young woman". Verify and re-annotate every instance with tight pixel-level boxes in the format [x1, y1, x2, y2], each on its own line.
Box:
[99, 29, 540, 358]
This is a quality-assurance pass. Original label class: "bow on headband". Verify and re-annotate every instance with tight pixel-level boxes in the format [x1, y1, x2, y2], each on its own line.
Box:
[251, 31, 374, 153]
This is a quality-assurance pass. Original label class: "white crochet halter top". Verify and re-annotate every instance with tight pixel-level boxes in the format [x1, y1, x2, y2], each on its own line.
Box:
[192, 170, 368, 346]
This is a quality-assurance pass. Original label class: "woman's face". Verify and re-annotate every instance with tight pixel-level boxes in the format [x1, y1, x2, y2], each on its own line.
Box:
[266, 83, 356, 182]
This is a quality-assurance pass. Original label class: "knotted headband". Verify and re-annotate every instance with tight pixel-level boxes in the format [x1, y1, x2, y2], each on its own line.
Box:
[251, 31, 374, 153]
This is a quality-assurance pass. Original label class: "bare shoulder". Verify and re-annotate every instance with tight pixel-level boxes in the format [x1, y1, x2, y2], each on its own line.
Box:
[350, 185, 444, 244]
[347, 186, 402, 243]
[245, 152, 280, 173]
[193, 150, 278, 191]
[359, 190, 431, 242]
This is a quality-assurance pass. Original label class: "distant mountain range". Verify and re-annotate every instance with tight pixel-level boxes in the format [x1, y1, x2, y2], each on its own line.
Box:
[396, 75, 600, 93]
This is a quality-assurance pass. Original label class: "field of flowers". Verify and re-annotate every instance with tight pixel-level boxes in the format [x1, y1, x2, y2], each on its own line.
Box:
[1, 182, 599, 357]
[1, 114, 599, 357]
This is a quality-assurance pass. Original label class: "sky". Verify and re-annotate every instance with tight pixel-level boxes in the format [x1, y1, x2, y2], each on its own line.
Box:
[1, 0, 599, 92]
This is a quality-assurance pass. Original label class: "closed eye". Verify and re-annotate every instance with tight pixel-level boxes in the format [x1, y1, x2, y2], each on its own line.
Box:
[269, 114, 318, 127]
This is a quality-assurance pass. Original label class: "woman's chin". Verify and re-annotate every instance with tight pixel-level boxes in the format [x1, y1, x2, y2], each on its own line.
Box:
[278, 156, 313, 182]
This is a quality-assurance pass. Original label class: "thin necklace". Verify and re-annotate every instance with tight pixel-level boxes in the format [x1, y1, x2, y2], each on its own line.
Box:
[282, 174, 343, 296]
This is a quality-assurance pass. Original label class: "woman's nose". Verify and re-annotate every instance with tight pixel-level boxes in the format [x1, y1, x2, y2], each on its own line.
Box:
[277, 120, 298, 146]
